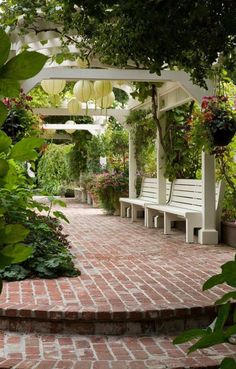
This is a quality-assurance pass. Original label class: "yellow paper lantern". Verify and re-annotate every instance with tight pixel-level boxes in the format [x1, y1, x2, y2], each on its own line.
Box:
[67, 98, 82, 115]
[94, 80, 113, 99]
[65, 120, 77, 134]
[41, 80, 66, 95]
[73, 80, 94, 102]
[76, 57, 89, 69]
[96, 92, 115, 109]
[49, 94, 61, 107]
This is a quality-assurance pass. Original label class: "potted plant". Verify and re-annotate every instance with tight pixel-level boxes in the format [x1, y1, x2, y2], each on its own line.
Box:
[191, 95, 236, 153]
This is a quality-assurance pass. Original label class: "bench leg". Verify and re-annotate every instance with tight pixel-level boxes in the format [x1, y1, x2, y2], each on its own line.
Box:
[131, 204, 139, 222]
[164, 212, 172, 234]
[145, 208, 155, 228]
[186, 217, 195, 243]
[120, 202, 128, 218]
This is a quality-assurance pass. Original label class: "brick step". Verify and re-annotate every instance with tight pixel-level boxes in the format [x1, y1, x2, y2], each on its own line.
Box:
[0, 331, 234, 369]
[0, 303, 218, 335]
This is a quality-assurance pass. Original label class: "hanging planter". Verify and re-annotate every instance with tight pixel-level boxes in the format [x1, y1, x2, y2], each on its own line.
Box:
[41, 80, 66, 95]
[67, 98, 82, 115]
[202, 96, 236, 147]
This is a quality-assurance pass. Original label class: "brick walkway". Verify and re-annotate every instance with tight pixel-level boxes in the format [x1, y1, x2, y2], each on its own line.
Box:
[0, 201, 236, 368]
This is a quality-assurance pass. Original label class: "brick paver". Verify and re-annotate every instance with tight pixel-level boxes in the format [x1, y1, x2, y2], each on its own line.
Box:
[0, 331, 235, 369]
[0, 202, 234, 317]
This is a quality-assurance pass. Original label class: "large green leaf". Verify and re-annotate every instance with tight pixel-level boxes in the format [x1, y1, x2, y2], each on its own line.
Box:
[188, 331, 226, 354]
[214, 303, 230, 331]
[216, 291, 236, 305]
[0, 29, 11, 67]
[1, 243, 32, 264]
[0, 101, 8, 125]
[0, 51, 48, 80]
[221, 261, 236, 287]
[0, 159, 9, 177]
[10, 137, 44, 161]
[173, 328, 206, 344]
[3, 162, 18, 188]
[220, 358, 236, 369]
[0, 224, 29, 245]
[203, 273, 225, 291]
[0, 131, 12, 154]
[0, 253, 13, 269]
[0, 79, 20, 98]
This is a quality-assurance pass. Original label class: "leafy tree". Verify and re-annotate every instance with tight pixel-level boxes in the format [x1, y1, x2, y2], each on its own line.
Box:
[1, 1, 235, 86]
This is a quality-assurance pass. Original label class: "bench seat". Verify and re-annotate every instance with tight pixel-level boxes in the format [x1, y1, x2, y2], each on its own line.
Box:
[145, 179, 225, 243]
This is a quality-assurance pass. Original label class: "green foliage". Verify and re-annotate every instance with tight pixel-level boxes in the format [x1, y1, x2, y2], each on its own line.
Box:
[164, 104, 201, 181]
[0, 213, 80, 280]
[37, 143, 73, 195]
[2, 1, 235, 86]
[113, 87, 129, 107]
[174, 252, 236, 367]
[126, 109, 156, 175]
[86, 135, 105, 173]
[103, 119, 129, 172]
[93, 171, 129, 214]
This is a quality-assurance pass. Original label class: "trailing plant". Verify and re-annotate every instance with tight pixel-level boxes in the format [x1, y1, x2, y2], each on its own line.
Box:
[126, 109, 156, 175]
[37, 143, 73, 195]
[2, 90, 41, 143]
[164, 103, 201, 181]
[86, 135, 105, 173]
[113, 87, 129, 108]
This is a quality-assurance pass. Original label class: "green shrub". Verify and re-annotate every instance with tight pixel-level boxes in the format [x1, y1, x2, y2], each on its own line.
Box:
[93, 172, 128, 214]
[0, 213, 80, 280]
[37, 143, 73, 195]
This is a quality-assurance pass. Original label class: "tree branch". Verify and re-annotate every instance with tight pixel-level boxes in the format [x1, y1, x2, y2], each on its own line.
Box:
[151, 84, 166, 151]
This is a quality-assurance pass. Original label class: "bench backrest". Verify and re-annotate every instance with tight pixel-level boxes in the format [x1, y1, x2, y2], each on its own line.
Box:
[139, 178, 171, 202]
[169, 179, 224, 212]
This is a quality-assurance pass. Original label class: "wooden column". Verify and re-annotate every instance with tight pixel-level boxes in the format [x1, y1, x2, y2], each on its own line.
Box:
[157, 114, 166, 204]
[128, 129, 137, 198]
[198, 151, 218, 244]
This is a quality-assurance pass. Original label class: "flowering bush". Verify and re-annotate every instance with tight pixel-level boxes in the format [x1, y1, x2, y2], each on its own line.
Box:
[191, 95, 236, 153]
[93, 172, 128, 214]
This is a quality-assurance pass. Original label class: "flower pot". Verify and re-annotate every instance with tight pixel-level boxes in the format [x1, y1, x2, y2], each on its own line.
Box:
[210, 127, 236, 146]
[221, 221, 236, 247]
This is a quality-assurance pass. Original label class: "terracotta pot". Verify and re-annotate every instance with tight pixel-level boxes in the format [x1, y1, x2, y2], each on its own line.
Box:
[221, 221, 236, 247]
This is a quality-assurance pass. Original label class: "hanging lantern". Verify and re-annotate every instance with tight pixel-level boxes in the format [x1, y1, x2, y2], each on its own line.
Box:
[65, 120, 77, 134]
[73, 80, 94, 103]
[41, 80, 66, 95]
[76, 57, 89, 69]
[67, 98, 82, 115]
[96, 92, 115, 109]
[94, 80, 113, 99]
[49, 94, 61, 107]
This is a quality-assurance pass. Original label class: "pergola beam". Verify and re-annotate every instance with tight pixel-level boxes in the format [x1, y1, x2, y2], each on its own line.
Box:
[33, 108, 129, 123]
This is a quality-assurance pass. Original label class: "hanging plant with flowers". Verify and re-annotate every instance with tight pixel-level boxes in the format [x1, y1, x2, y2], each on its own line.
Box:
[190, 95, 236, 154]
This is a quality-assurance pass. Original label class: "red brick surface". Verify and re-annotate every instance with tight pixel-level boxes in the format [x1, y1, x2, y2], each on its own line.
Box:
[0, 202, 234, 320]
[0, 331, 235, 369]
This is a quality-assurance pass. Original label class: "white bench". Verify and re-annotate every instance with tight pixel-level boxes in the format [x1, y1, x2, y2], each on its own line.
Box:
[120, 178, 171, 223]
[145, 179, 225, 243]
[120, 178, 159, 222]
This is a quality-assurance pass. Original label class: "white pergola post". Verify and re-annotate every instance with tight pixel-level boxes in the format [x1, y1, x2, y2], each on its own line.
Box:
[128, 129, 137, 198]
[157, 114, 166, 204]
[198, 152, 218, 244]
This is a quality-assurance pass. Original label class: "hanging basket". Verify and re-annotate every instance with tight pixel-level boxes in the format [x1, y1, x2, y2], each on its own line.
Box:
[210, 125, 236, 146]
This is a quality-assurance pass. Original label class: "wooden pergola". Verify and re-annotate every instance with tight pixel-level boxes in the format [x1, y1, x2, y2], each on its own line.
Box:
[10, 28, 220, 245]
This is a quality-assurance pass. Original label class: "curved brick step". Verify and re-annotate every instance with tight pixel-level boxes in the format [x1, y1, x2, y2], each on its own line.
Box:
[0, 331, 235, 369]
[0, 303, 219, 335]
